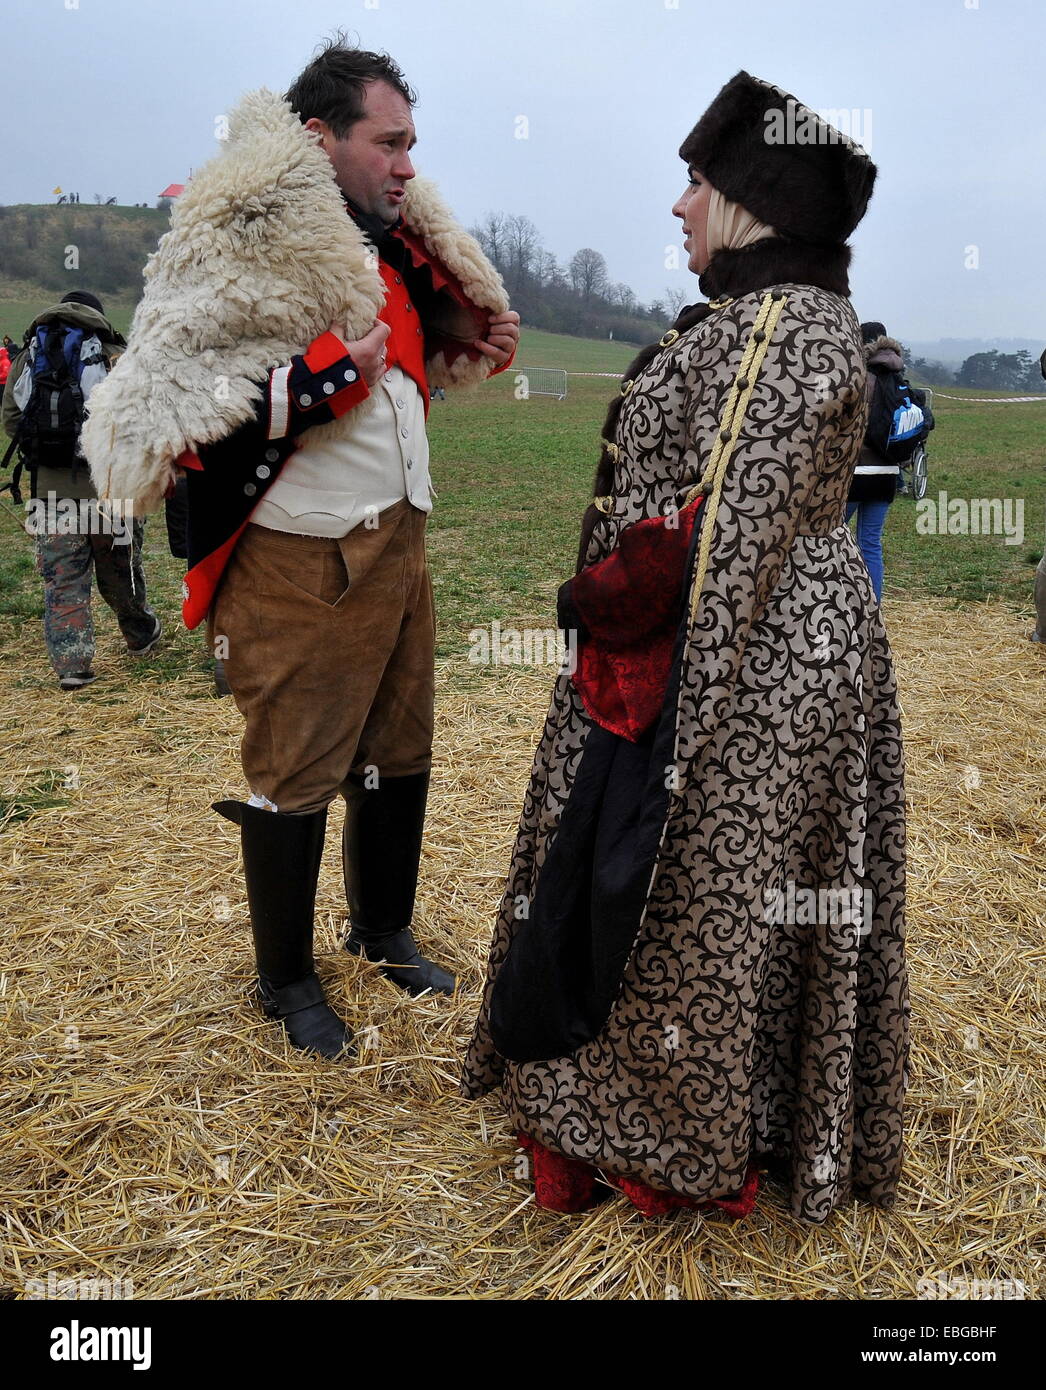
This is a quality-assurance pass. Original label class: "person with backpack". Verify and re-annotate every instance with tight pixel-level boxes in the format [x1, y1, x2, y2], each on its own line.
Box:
[1, 290, 162, 691]
[846, 321, 934, 602]
[1032, 351, 1046, 646]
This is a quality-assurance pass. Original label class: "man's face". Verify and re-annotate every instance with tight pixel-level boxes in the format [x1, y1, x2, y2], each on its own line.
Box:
[305, 79, 416, 225]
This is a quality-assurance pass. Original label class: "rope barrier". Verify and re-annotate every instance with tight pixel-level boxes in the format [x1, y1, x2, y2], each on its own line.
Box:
[931, 393, 1046, 403]
[556, 376, 1046, 403]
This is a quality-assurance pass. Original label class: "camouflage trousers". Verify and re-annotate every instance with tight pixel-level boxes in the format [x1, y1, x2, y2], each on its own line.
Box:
[35, 520, 157, 678]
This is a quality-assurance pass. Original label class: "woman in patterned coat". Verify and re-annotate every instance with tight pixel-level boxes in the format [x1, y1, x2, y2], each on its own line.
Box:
[461, 72, 910, 1226]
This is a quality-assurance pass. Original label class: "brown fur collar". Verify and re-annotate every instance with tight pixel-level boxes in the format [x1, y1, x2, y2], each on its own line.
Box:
[699, 237, 851, 300]
[863, 334, 904, 364]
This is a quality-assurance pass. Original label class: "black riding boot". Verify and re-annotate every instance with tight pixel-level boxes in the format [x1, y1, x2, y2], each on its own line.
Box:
[214, 800, 355, 1059]
[341, 771, 455, 997]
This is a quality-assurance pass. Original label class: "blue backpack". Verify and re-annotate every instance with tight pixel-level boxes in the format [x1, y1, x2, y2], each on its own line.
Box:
[866, 368, 930, 465]
[2, 318, 113, 500]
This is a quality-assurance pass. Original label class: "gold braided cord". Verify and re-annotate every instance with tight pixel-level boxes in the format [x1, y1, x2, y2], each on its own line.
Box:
[687, 291, 788, 623]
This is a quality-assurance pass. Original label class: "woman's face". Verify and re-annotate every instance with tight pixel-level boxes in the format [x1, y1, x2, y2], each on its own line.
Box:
[672, 169, 713, 275]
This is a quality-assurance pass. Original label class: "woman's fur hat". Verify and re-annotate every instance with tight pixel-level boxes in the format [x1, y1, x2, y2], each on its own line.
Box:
[679, 71, 876, 244]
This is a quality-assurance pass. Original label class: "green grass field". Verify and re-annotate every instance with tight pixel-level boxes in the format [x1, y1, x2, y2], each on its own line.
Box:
[0, 321, 1042, 1304]
[1, 297, 138, 342]
[1, 327, 1042, 677]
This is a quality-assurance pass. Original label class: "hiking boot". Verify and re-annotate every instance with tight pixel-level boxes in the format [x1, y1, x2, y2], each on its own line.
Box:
[128, 617, 163, 656]
[58, 671, 98, 691]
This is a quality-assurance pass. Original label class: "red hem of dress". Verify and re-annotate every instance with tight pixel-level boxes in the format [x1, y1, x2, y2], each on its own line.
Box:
[516, 1131, 760, 1219]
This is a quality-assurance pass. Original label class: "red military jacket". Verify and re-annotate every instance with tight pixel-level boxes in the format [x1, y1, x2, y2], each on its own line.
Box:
[179, 215, 513, 629]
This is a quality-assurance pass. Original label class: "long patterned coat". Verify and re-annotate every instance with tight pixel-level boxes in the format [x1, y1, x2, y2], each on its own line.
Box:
[462, 280, 910, 1225]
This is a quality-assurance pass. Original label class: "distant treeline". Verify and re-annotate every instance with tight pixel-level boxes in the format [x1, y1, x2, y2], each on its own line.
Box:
[0, 202, 670, 346]
[908, 348, 1046, 394]
[469, 212, 680, 344]
[3, 204, 1035, 380]
[0, 204, 169, 298]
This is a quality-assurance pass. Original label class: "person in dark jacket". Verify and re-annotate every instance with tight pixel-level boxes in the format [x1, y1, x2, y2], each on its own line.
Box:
[845, 321, 904, 602]
[2, 291, 161, 690]
[1033, 350, 1046, 644]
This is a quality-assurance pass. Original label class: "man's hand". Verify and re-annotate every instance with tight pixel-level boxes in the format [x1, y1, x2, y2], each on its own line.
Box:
[472, 311, 520, 365]
[331, 319, 391, 387]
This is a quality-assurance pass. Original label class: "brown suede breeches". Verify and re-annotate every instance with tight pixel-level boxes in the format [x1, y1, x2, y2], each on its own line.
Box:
[209, 500, 434, 813]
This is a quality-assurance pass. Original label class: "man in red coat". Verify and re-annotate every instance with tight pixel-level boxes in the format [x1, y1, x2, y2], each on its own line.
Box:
[173, 42, 518, 1059]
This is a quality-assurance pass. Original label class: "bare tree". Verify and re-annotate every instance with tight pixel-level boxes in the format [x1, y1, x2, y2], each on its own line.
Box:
[570, 247, 609, 302]
[504, 214, 540, 292]
[665, 286, 687, 318]
[612, 282, 638, 315]
[532, 248, 561, 288]
[472, 211, 508, 271]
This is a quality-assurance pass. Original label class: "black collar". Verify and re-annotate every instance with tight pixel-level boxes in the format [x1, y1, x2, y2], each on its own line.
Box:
[699, 237, 852, 300]
[341, 194, 403, 256]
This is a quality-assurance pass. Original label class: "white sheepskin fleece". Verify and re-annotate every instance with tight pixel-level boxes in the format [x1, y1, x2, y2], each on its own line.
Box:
[81, 88, 509, 513]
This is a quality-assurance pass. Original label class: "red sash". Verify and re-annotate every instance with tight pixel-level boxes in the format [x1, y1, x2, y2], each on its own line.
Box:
[570, 496, 704, 742]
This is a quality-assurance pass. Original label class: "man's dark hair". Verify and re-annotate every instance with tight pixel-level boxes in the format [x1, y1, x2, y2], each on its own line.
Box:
[61, 290, 105, 314]
[286, 33, 416, 139]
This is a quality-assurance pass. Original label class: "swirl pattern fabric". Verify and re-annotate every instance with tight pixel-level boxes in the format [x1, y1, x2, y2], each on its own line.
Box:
[461, 282, 909, 1225]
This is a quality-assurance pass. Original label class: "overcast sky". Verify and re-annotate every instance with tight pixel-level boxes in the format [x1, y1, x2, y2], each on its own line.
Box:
[3, 0, 1042, 343]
